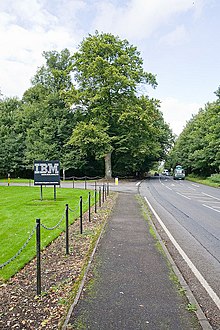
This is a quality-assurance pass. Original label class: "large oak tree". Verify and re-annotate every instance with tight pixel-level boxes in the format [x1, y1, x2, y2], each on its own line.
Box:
[67, 31, 166, 178]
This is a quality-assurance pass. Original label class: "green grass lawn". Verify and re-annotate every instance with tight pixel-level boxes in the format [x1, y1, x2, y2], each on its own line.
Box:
[186, 175, 220, 188]
[0, 186, 95, 281]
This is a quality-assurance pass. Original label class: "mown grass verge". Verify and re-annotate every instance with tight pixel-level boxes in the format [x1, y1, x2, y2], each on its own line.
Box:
[186, 174, 220, 188]
[0, 186, 94, 280]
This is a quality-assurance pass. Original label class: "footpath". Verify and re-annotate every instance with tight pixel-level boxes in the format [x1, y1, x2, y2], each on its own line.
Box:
[65, 193, 202, 330]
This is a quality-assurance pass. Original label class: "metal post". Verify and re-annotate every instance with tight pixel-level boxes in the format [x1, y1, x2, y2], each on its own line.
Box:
[36, 218, 41, 295]
[65, 204, 69, 255]
[85, 177, 87, 190]
[40, 185, 43, 201]
[107, 182, 109, 196]
[95, 189, 97, 213]
[54, 185, 56, 201]
[105, 184, 107, 200]
[80, 196, 83, 234]
[102, 184, 105, 203]
[73, 177, 75, 189]
[99, 187, 101, 207]
[88, 192, 91, 222]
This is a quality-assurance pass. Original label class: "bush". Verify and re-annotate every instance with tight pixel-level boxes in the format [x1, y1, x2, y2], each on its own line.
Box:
[208, 174, 220, 184]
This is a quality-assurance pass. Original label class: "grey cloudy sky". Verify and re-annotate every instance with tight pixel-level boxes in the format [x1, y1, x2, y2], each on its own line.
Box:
[0, 0, 219, 135]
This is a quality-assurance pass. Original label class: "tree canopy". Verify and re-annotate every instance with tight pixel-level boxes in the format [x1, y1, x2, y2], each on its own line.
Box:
[0, 31, 174, 178]
[166, 89, 220, 177]
[66, 32, 171, 178]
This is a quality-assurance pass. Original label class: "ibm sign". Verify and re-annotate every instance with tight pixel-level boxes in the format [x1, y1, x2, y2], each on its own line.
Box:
[34, 161, 60, 185]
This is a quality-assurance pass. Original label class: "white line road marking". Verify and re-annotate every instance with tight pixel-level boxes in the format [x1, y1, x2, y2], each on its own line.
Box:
[202, 192, 220, 201]
[159, 178, 173, 190]
[203, 204, 220, 213]
[206, 201, 220, 203]
[144, 196, 220, 310]
[187, 187, 197, 191]
[176, 192, 191, 200]
[197, 200, 216, 203]
[192, 184, 200, 187]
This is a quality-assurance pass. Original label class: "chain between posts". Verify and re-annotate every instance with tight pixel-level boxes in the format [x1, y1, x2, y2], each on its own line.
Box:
[0, 225, 36, 269]
[1, 186, 110, 295]
[40, 211, 65, 230]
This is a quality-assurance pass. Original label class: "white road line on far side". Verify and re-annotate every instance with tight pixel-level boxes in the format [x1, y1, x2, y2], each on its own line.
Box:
[176, 192, 191, 200]
[144, 196, 220, 311]
[202, 192, 220, 201]
[187, 187, 196, 191]
[203, 204, 220, 213]
[159, 177, 172, 190]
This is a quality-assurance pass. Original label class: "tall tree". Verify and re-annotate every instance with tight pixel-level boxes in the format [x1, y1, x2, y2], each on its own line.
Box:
[67, 31, 158, 178]
[32, 49, 73, 93]
[21, 50, 75, 176]
[0, 97, 25, 176]
[167, 92, 220, 177]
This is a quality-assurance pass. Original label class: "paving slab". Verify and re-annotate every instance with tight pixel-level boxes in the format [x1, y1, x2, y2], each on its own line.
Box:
[67, 193, 201, 329]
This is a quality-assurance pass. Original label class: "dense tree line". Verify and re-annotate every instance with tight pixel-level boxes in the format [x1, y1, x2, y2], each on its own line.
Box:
[0, 32, 173, 179]
[166, 87, 220, 177]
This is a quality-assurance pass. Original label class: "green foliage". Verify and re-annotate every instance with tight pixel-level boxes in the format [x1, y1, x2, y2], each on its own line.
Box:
[31, 49, 73, 93]
[187, 174, 220, 188]
[186, 303, 197, 312]
[22, 92, 75, 169]
[0, 97, 25, 176]
[208, 174, 220, 184]
[113, 96, 173, 174]
[67, 31, 171, 176]
[0, 31, 173, 177]
[68, 122, 113, 159]
[167, 98, 220, 177]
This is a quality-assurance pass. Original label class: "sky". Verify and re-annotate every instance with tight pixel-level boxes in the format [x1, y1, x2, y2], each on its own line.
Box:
[0, 0, 219, 135]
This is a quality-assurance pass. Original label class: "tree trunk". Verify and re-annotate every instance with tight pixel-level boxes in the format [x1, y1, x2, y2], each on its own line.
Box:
[105, 152, 112, 179]
[63, 168, 65, 181]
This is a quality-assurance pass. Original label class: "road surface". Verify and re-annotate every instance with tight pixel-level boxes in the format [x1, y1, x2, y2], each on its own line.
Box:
[139, 176, 220, 328]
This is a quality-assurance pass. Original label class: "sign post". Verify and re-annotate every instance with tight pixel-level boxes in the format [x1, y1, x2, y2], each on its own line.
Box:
[34, 161, 60, 200]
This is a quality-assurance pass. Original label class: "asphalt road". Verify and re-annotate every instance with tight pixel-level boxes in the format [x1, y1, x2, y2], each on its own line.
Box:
[61, 179, 140, 194]
[139, 176, 220, 328]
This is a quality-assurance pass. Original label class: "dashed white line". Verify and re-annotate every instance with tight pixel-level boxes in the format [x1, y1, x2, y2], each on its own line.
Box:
[203, 204, 220, 213]
[144, 196, 220, 310]
[202, 192, 220, 201]
[187, 187, 197, 191]
[176, 192, 191, 200]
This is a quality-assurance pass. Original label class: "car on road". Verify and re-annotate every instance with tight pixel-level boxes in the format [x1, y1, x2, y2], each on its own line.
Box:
[173, 165, 185, 180]
[162, 169, 170, 176]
